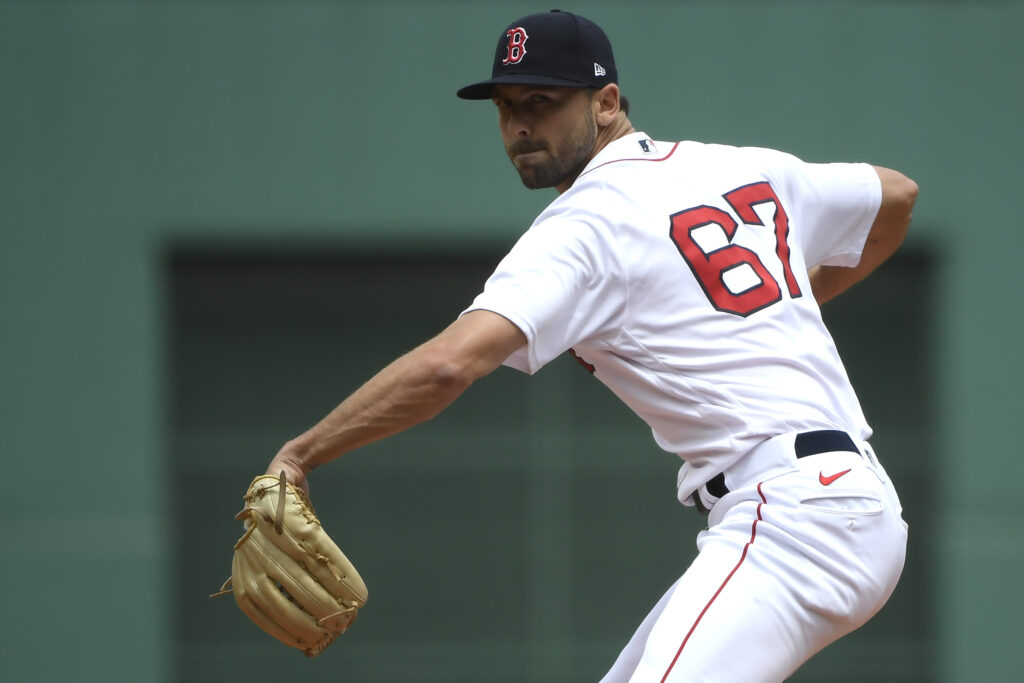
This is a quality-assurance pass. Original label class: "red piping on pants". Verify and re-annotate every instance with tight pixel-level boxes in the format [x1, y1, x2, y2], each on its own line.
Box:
[660, 483, 768, 682]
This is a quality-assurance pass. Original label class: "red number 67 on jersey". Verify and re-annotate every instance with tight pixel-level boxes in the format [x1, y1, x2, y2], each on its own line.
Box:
[670, 181, 803, 317]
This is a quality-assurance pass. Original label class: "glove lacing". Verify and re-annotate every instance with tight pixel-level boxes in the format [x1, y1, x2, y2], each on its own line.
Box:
[208, 470, 295, 598]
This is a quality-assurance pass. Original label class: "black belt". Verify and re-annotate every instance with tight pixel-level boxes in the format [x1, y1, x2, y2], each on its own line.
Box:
[696, 430, 860, 514]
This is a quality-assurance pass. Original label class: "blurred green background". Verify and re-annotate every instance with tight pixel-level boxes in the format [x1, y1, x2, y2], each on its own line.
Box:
[2, 1, 1020, 681]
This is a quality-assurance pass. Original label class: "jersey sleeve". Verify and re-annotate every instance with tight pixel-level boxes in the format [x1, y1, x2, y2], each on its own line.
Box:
[762, 152, 882, 268]
[461, 215, 624, 375]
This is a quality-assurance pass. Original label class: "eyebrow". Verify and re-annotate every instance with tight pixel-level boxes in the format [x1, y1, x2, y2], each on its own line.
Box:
[493, 87, 563, 101]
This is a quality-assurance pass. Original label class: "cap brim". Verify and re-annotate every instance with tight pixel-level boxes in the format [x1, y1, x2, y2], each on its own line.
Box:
[456, 73, 595, 100]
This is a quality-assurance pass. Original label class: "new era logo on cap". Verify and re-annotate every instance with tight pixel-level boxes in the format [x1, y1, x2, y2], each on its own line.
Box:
[457, 10, 618, 100]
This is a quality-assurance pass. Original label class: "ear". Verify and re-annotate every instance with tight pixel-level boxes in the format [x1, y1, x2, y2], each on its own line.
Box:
[593, 84, 621, 127]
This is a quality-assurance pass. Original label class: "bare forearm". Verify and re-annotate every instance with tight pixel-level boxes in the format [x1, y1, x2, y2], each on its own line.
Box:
[276, 343, 472, 473]
[268, 311, 526, 482]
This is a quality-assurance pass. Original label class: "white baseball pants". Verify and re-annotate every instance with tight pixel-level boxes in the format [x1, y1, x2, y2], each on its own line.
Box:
[600, 437, 908, 682]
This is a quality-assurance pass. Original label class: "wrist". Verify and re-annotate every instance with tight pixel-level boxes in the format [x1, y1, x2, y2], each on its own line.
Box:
[269, 438, 315, 477]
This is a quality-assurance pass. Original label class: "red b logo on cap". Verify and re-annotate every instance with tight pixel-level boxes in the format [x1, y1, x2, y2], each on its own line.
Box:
[502, 27, 528, 65]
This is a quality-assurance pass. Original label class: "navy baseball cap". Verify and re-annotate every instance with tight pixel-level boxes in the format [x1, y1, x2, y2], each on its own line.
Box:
[456, 10, 617, 100]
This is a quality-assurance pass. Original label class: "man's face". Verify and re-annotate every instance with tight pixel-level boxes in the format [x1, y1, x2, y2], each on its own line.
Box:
[491, 85, 597, 190]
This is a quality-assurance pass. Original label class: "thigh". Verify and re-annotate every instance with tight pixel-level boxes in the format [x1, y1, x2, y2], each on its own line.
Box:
[599, 578, 681, 683]
[618, 468, 907, 683]
[628, 500, 815, 683]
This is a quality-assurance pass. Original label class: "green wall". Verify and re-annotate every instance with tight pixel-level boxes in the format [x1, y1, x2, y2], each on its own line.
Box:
[2, 1, 1021, 680]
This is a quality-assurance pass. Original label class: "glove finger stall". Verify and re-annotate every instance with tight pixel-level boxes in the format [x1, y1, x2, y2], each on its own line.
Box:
[245, 518, 350, 626]
[246, 477, 368, 609]
[231, 550, 316, 651]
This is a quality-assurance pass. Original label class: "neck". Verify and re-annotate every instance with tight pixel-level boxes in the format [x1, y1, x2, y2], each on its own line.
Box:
[555, 115, 636, 194]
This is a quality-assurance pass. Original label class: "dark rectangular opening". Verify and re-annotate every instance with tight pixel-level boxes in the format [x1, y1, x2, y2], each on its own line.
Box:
[167, 245, 936, 682]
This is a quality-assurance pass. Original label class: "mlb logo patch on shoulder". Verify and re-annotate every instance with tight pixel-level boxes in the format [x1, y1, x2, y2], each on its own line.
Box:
[638, 138, 658, 154]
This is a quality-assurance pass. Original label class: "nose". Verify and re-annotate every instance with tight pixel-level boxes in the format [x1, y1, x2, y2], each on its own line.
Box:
[504, 108, 530, 138]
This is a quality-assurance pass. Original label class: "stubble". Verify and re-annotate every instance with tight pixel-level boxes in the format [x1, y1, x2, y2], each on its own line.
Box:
[507, 113, 597, 190]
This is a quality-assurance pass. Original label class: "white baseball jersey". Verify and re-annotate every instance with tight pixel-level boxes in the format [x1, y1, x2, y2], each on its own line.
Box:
[463, 132, 882, 502]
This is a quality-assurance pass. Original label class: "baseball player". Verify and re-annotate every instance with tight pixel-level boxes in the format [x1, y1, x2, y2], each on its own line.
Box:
[266, 10, 918, 681]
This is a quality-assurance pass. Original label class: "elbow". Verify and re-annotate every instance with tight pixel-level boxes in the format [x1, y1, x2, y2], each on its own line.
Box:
[419, 347, 476, 395]
[431, 359, 476, 394]
[887, 170, 919, 229]
[898, 174, 919, 226]
[890, 175, 917, 249]
[875, 165, 920, 230]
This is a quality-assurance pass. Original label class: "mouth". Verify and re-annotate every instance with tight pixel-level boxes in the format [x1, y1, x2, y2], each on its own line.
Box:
[511, 147, 547, 166]
[515, 150, 543, 162]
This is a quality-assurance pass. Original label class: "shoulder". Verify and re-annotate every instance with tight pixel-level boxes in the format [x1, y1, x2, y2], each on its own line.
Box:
[579, 138, 803, 185]
[500, 192, 633, 282]
[524, 196, 617, 255]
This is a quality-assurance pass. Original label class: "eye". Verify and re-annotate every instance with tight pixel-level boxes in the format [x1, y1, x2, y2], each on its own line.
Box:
[493, 98, 511, 111]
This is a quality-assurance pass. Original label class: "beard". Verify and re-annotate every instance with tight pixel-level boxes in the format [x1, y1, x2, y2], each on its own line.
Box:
[506, 113, 597, 190]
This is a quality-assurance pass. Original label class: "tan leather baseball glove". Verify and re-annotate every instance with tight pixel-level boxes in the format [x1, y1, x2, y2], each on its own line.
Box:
[211, 472, 368, 656]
